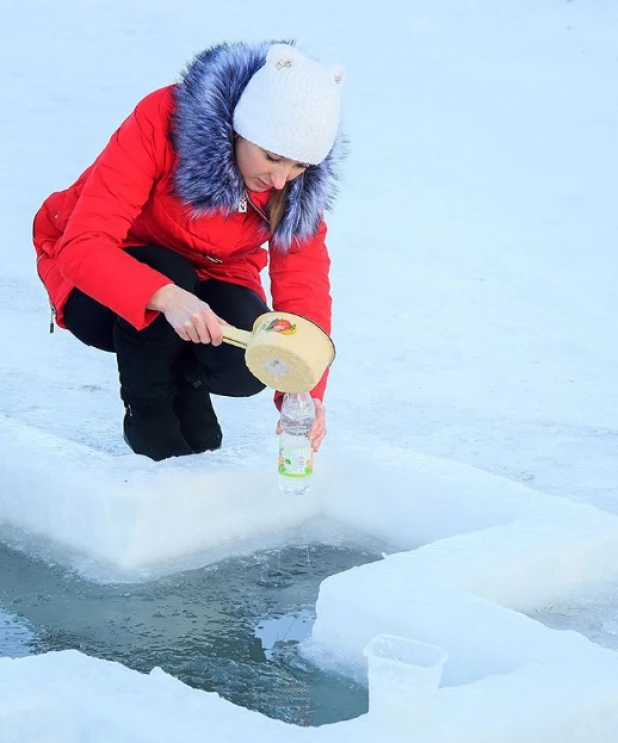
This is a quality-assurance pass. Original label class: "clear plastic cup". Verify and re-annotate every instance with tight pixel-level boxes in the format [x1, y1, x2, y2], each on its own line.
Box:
[363, 634, 448, 734]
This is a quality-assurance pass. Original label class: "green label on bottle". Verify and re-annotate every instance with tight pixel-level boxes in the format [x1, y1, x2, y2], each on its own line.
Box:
[278, 443, 314, 478]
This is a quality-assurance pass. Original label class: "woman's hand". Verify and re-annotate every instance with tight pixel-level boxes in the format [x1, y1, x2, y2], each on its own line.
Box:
[276, 398, 327, 452]
[308, 399, 327, 451]
[149, 284, 226, 344]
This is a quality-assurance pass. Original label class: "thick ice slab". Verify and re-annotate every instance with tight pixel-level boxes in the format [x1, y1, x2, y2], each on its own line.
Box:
[4, 429, 618, 738]
[0, 414, 321, 575]
[2, 642, 618, 742]
[6, 413, 612, 577]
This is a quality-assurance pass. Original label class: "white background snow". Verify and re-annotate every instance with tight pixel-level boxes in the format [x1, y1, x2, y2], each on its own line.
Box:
[2, 0, 617, 511]
[1, 0, 618, 740]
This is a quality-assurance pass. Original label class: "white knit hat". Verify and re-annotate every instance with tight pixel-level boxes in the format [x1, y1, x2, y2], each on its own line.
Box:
[233, 44, 345, 165]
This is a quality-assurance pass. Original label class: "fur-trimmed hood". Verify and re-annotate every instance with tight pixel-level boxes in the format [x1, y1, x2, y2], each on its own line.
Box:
[172, 41, 347, 251]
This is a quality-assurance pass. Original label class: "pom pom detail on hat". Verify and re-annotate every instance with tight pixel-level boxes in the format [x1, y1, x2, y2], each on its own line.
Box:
[233, 43, 345, 165]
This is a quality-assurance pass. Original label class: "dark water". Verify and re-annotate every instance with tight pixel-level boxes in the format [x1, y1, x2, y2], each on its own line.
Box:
[0, 608, 35, 657]
[0, 539, 380, 726]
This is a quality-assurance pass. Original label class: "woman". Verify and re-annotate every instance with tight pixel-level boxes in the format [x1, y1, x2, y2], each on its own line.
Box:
[33, 41, 346, 461]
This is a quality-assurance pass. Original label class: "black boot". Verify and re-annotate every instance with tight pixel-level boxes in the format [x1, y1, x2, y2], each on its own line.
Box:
[174, 351, 222, 453]
[114, 321, 193, 461]
[122, 401, 194, 461]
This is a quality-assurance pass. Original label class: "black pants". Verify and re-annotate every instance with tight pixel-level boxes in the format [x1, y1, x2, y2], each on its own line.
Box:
[63, 245, 269, 398]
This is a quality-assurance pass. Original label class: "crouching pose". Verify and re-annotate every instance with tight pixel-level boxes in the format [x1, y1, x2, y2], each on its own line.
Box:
[33, 41, 346, 461]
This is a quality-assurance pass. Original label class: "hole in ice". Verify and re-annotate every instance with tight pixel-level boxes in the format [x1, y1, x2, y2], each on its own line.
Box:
[0, 534, 387, 726]
[0, 608, 37, 658]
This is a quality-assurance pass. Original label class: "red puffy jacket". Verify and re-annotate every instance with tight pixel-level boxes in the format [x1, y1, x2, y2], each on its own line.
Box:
[33, 86, 333, 402]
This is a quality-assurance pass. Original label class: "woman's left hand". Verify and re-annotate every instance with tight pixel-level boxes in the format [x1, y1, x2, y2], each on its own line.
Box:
[308, 399, 327, 452]
[276, 398, 327, 452]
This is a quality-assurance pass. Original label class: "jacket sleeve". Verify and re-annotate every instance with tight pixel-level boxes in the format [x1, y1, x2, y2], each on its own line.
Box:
[268, 220, 333, 408]
[53, 91, 174, 329]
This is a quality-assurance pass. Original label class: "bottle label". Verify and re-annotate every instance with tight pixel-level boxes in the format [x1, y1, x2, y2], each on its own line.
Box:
[278, 442, 314, 478]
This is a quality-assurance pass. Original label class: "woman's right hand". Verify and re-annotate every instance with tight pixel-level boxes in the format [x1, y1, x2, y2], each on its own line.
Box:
[148, 284, 225, 344]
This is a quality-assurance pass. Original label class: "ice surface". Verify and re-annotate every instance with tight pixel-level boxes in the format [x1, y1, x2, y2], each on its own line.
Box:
[2, 645, 618, 743]
[2, 0, 618, 739]
[529, 578, 618, 655]
[0, 412, 324, 575]
[4, 442, 618, 740]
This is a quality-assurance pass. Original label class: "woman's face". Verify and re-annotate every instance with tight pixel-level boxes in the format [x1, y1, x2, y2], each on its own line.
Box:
[234, 136, 308, 192]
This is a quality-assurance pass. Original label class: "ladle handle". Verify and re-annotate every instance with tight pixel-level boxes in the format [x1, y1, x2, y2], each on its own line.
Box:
[220, 325, 252, 349]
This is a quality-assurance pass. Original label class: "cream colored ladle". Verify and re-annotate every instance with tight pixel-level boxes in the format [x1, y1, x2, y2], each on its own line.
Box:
[220, 311, 335, 393]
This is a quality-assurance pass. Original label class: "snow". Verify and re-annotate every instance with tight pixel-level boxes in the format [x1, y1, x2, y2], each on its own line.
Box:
[2, 0, 618, 740]
[0, 412, 324, 576]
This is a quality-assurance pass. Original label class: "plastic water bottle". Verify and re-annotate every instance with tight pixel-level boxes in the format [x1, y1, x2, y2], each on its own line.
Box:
[278, 392, 315, 495]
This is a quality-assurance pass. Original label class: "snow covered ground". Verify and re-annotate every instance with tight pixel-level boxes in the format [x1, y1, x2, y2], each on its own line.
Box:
[1, 0, 618, 740]
[3, 0, 617, 513]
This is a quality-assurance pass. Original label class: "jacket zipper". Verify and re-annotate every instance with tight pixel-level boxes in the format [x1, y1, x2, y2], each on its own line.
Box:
[34, 197, 262, 335]
[35, 243, 224, 334]
[245, 193, 269, 223]
[36, 254, 57, 334]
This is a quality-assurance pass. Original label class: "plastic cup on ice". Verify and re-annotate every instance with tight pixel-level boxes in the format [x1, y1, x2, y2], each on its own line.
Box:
[363, 634, 448, 734]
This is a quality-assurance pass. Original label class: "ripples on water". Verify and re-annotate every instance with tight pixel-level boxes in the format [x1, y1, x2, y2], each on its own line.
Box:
[0, 608, 36, 657]
[0, 537, 381, 725]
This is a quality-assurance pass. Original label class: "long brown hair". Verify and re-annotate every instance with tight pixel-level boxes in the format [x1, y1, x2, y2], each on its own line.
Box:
[268, 185, 288, 232]
[234, 134, 290, 232]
